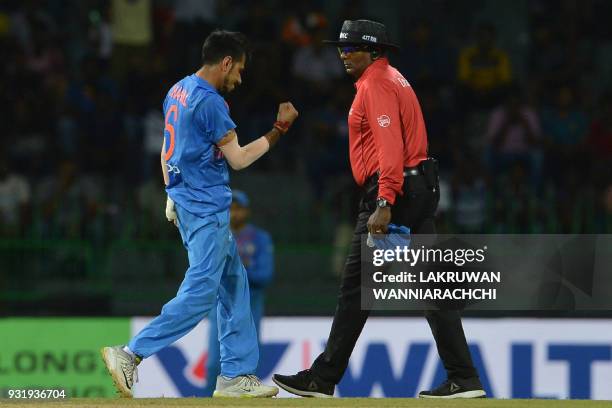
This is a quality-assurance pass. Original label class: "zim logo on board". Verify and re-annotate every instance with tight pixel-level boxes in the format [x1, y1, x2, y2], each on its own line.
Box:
[377, 115, 391, 127]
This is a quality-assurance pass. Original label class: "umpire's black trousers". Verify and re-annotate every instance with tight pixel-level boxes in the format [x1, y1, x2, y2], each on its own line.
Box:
[311, 171, 479, 384]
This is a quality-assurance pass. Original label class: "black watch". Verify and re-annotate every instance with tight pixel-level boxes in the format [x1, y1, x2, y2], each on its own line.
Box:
[376, 197, 390, 208]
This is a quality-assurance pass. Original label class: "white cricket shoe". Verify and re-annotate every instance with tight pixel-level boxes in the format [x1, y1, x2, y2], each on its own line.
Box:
[213, 374, 279, 398]
[100, 346, 139, 398]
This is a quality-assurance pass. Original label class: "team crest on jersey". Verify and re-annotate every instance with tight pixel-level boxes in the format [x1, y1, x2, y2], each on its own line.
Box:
[377, 115, 391, 127]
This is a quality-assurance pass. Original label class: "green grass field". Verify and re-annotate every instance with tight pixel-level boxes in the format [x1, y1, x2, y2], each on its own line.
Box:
[2, 398, 611, 408]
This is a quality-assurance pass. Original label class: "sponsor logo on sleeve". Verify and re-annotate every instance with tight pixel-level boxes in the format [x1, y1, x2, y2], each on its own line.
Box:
[396, 76, 410, 88]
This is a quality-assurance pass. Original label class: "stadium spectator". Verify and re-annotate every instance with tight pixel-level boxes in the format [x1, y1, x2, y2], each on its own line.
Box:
[483, 89, 542, 188]
[110, 0, 153, 79]
[458, 23, 511, 108]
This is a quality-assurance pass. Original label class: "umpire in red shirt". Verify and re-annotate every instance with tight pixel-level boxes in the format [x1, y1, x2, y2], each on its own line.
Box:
[274, 20, 485, 399]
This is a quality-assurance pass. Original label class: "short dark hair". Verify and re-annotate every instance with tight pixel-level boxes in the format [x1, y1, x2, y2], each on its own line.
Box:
[201, 30, 249, 66]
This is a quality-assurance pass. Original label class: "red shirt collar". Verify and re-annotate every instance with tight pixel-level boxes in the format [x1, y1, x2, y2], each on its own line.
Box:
[355, 58, 389, 89]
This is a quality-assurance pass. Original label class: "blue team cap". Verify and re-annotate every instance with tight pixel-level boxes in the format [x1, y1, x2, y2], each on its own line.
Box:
[232, 190, 250, 207]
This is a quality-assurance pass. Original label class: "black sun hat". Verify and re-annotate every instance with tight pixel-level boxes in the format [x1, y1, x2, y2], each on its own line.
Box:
[323, 19, 399, 49]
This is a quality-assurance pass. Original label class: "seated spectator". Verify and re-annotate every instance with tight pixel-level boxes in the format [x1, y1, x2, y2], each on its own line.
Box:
[484, 89, 542, 189]
[458, 23, 512, 108]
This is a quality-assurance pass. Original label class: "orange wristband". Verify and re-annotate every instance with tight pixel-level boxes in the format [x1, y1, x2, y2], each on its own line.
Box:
[273, 121, 290, 134]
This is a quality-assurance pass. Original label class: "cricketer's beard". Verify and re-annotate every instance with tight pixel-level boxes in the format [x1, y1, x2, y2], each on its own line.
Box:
[220, 67, 236, 94]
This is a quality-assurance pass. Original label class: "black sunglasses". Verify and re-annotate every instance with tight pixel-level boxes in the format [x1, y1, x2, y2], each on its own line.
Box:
[337, 45, 370, 54]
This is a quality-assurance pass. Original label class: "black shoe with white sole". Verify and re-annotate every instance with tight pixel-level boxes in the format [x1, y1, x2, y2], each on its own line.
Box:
[419, 377, 486, 399]
[272, 369, 334, 398]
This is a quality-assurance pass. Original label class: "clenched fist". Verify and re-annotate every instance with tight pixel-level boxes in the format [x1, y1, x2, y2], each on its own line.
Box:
[277, 102, 299, 126]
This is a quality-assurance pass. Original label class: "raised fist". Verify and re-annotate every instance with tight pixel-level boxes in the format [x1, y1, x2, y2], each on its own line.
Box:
[277, 102, 299, 125]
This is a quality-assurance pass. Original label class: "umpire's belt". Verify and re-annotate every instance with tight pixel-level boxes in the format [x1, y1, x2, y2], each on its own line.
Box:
[375, 166, 422, 179]
[364, 166, 422, 192]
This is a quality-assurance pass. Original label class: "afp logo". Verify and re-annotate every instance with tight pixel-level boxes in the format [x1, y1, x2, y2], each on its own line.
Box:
[377, 115, 391, 128]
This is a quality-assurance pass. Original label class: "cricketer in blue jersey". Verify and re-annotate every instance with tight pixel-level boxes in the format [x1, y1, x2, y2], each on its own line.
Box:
[101, 30, 298, 399]
[203, 190, 274, 396]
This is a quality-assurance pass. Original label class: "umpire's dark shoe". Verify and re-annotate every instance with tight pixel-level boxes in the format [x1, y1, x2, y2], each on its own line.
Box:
[419, 377, 486, 399]
[272, 369, 334, 398]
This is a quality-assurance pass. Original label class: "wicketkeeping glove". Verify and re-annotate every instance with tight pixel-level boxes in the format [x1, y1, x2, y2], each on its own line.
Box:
[165, 196, 178, 227]
[367, 224, 411, 250]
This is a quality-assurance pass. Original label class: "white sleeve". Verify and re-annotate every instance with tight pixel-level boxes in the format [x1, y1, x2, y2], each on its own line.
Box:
[219, 132, 270, 170]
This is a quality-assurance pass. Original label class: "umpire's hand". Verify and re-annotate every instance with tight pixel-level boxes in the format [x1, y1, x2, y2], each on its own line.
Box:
[367, 207, 391, 234]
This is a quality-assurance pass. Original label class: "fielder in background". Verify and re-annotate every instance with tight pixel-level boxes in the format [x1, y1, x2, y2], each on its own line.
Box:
[101, 30, 298, 398]
[203, 190, 274, 396]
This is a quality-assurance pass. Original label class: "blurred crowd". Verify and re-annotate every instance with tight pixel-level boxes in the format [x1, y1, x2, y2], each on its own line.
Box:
[1, 0, 612, 246]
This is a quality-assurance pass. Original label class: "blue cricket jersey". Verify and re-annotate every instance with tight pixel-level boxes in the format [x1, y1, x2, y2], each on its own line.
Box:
[235, 224, 274, 290]
[162, 74, 235, 216]
[235, 223, 274, 332]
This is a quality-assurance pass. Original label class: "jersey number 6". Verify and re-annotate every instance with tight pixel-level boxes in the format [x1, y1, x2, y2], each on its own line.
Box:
[164, 104, 179, 161]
